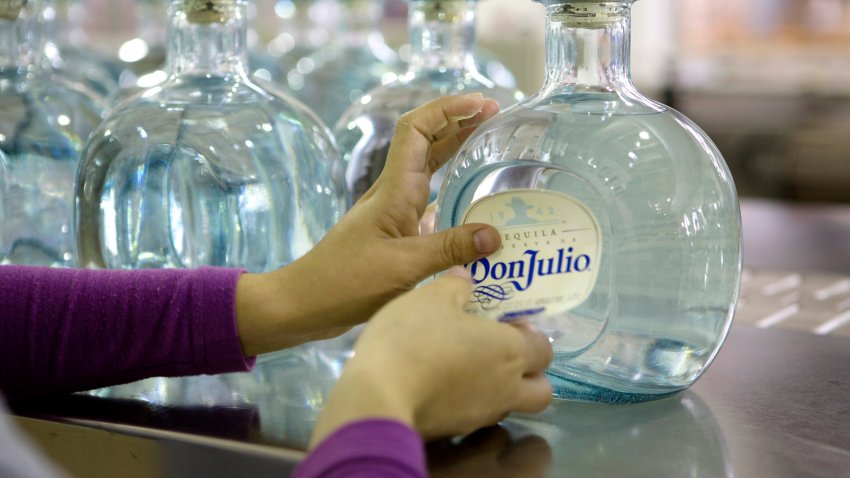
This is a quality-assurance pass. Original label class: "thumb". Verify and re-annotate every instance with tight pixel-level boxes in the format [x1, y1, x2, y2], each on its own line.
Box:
[416, 266, 475, 309]
[412, 223, 501, 277]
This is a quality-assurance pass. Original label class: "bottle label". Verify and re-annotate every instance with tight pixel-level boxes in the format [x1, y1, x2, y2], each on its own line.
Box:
[461, 190, 602, 322]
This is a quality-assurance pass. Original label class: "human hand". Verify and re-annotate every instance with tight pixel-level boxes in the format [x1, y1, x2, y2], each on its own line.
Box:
[308, 268, 553, 447]
[236, 94, 501, 355]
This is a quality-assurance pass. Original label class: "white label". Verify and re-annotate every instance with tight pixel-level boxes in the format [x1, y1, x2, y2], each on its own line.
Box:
[462, 189, 602, 322]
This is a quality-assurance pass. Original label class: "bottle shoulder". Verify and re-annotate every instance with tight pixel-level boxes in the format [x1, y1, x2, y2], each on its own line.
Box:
[462, 90, 715, 152]
[0, 72, 106, 113]
[0, 74, 106, 157]
[335, 71, 522, 130]
[448, 94, 731, 187]
[87, 90, 338, 163]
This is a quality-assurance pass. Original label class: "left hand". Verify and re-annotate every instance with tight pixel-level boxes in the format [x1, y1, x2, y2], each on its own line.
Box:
[308, 268, 553, 447]
[236, 93, 501, 355]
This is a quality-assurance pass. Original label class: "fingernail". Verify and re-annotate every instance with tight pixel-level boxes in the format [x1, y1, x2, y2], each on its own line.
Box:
[462, 92, 484, 100]
[447, 266, 471, 280]
[473, 228, 500, 254]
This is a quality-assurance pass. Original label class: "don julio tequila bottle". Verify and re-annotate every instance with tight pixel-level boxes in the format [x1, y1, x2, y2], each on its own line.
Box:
[75, 0, 340, 272]
[436, 0, 742, 402]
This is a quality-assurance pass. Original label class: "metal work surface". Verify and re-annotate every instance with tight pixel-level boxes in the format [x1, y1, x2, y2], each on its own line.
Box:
[737, 269, 850, 337]
[12, 325, 850, 478]
[741, 199, 850, 274]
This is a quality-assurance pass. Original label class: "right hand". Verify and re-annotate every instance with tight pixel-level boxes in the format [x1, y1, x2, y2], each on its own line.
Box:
[309, 268, 554, 447]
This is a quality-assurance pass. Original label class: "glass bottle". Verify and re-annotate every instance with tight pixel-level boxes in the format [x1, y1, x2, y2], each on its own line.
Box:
[42, 0, 117, 100]
[336, 0, 523, 207]
[0, 0, 106, 267]
[75, 0, 341, 272]
[101, 0, 173, 109]
[282, 0, 401, 128]
[436, 0, 742, 403]
[113, 0, 169, 85]
[264, 0, 333, 74]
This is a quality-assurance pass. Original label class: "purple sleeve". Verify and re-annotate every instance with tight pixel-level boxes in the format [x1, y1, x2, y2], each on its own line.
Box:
[293, 419, 427, 478]
[0, 266, 255, 400]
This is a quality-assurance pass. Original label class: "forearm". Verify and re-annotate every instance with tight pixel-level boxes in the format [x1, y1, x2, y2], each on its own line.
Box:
[0, 266, 253, 400]
[294, 419, 426, 478]
[309, 357, 416, 449]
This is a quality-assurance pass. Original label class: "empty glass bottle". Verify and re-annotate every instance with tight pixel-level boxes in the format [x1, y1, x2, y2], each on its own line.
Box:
[42, 0, 117, 100]
[436, 0, 742, 403]
[263, 0, 333, 74]
[336, 0, 523, 207]
[0, 0, 106, 267]
[75, 0, 341, 272]
[282, 0, 401, 128]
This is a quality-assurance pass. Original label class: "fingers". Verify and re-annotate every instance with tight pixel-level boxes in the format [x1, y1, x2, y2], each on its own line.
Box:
[417, 266, 474, 309]
[513, 374, 554, 414]
[457, 100, 500, 130]
[428, 99, 500, 175]
[383, 94, 495, 180]
[507, 323, 553, 413]
[419, 202, 437, 236]
[411, 224, 501, 277]
[512, 322, 554, 376]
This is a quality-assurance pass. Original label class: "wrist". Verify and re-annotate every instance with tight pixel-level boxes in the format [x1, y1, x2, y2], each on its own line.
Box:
[309, 356, 417, 448]
[235, 265, 331, 356]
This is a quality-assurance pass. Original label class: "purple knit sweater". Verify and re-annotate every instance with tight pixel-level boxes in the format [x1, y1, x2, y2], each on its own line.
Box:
[0, 266, 252, 399]
[0, 265, 425, 478]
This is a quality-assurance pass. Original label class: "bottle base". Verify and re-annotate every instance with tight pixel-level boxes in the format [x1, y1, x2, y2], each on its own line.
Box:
[546, 371, 684, 404]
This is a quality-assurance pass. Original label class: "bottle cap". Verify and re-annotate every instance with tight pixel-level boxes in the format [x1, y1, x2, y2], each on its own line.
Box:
[0, 0, 27, 20]
[184, 0, 237, 24]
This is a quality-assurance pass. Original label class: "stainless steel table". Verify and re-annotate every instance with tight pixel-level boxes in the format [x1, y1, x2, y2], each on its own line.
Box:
[12, 325, 850, 478]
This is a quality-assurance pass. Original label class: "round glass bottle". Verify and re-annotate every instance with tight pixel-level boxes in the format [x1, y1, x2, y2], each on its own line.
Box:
[264, 0, 334, 74]
[42, 0, 117, 100]
[336, 0, 523, 207]
[436, 0, 742, 403]
[75, 0, 341, 272]
[282, 0, 401, 128]
[0, 0, 106, 267]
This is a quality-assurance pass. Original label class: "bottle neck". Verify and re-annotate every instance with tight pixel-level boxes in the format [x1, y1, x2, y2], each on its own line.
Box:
[0, 1, 45, 73]
[167, 0, 248, 77]
[407, 0, 478, 73]
[543, 2, 633, 91]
